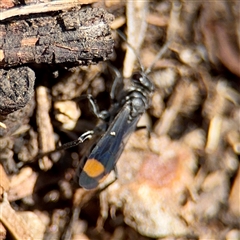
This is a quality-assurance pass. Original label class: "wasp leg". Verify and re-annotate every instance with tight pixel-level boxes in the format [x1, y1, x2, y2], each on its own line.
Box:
[136, 125, 146, 131]
[34, 130, 94, 160]
[96, 168, 118, 193]
[86, 94, 109, 120]
[113, 165, 119, 180]
[96, 166, 118, 229]
[136, 125, 151, 139]
[72, 94, 109, 120]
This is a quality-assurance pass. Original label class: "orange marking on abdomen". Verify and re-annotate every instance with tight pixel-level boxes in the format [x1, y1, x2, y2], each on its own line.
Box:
[83, 159, 105, 178]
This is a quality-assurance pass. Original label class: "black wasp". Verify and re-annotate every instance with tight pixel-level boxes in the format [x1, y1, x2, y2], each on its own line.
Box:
[38, 32, 170, 190]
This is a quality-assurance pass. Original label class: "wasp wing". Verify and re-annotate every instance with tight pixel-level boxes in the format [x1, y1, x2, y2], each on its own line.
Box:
[78, 103, 141, 189]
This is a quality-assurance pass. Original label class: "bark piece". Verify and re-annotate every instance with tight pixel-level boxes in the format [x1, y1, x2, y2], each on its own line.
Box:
[0, 7, 114, 67]
[0, 67, 35, 115]
[0, 95, 35, 137]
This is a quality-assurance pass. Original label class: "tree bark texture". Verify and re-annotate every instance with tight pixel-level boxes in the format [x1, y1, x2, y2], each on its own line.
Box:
[0, 7, 114, 68]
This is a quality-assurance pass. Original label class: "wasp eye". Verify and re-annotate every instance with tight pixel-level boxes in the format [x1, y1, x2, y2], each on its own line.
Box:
[132, 72, 143, 82]
[132, 72, 154, 92]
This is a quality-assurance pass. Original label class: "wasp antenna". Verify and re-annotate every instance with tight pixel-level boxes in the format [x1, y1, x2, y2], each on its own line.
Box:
[145, 39, 172, 75]
[116, 29, 145, 73]
[107, 61, 123, 100]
